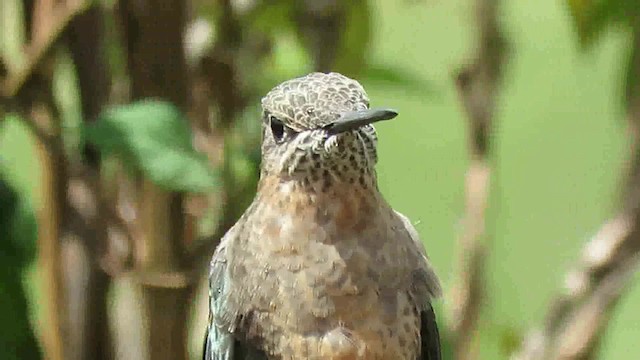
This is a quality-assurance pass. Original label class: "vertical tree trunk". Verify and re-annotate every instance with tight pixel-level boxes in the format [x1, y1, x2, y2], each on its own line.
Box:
[63, 4, 113, 360]
[117, 0, 191, 358]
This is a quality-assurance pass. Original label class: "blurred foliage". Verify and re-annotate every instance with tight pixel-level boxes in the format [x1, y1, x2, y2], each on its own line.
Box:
[567, 0, 640, 111]
[361, 64, 442, 97]
[85, 100, 217, 192]
[332, 0, 372, 75]
[3, 0, 640, 359]
[566, 0, 640, 47]
[0, 171, 40, 360]
[214, 0, 434, 97]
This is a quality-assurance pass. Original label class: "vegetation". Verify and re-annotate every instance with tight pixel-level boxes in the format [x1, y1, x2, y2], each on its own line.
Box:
[1, 0, 640, 359]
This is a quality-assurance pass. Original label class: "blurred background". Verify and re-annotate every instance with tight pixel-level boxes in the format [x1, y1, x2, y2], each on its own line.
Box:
[1, 0, 640, 359]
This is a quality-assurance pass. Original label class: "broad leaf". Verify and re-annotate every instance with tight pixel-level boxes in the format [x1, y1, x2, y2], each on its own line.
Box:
[86, 100, 216, 192]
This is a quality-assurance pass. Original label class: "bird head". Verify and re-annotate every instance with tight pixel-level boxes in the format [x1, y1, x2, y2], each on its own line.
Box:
[259, 72, 397, 186]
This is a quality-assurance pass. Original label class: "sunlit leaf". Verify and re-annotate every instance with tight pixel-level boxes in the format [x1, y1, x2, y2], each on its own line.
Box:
[85, 100, 217, 193]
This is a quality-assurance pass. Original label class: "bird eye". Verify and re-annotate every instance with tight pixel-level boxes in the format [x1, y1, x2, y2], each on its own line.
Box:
[269, 116, 286, 143]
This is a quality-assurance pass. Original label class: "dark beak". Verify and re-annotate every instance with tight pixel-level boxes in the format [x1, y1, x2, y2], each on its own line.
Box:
[323, 108, 398, 135]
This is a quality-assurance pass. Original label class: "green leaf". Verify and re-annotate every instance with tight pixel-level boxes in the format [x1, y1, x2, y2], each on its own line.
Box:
[566, 0, 640, 48]
[0, 173, 40, 360]
[86, 100, 217, 193]
[333, 0, 372, 76]
[0, 173, 37, 267]
[625, 31, 640, 107]
[248, 0, 297, 35]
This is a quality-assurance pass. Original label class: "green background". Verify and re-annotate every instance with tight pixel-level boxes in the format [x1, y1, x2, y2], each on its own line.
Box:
[2, 0, 638, 358]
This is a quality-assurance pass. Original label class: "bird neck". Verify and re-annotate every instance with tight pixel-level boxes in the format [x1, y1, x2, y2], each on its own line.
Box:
[254, 171, 386, 237]
[258, 165, 379, 196]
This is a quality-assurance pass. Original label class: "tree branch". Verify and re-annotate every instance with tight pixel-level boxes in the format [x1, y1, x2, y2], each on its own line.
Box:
[116, 0, 192, 358]
[0, 0, 88, 99]
[449, 0, 508, 359]
[62, 4, 114, 359]
[12, 2, 92, 359]
[512, 213, 640, 360]
[32, 95, 68, 360]
[513, 25, 640, 360]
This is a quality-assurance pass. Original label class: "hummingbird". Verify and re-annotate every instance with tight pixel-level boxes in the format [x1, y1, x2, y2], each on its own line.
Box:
[204, 72, 442, 360]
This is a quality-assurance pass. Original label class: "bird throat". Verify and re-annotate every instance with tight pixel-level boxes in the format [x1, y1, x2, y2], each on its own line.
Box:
[255, 170, 382, 240]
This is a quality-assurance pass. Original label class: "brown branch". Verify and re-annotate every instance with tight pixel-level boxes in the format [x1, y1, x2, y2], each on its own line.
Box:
[187, 0, 263, 274]
[513, 25, 640, 360]
[32, 98, 68, 360]
[116, 0, 192, 358]
[449, 0, 507, 359]
[293, 0, 345, 72]
[62, 4, 114, 359]
[2, 0, 88, 141]
[14, 1, 93, 359]
[0, 0, 88, 99]
[7, 4, 119, 358]
[449, 161, 491, 360]
[512, 213, 640, 360]
[189, 0, 244, 263]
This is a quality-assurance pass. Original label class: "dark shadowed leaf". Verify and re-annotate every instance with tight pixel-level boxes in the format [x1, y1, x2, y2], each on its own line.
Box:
[362, 64, 441, 97]
[625, 32, 640, 108]
[333, 0, 372, 76]
[0, 174, 36, 267]
[85, 100, 216, 192]
[289, 0, 370, 75]
[0, 173, 41, 360]
[566, 0, 640, 48]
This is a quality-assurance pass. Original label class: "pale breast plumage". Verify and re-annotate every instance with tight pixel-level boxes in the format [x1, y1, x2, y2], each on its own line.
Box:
[208, 178, 439, 359]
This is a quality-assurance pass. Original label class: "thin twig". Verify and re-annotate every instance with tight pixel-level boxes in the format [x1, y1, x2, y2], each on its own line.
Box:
[449, 0, 507, 359]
